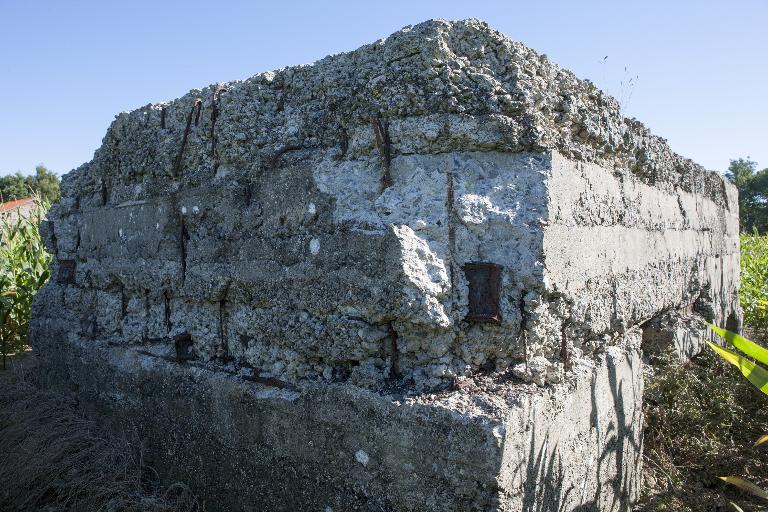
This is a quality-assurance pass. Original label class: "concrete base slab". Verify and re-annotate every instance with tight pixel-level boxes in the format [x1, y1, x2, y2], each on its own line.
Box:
[34, 326, 642, 512]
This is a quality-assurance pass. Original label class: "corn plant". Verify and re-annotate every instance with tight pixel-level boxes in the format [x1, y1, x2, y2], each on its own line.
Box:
[740, 233, 768, 331]
[0, 196, 51, 369]
[708, 323, 768, 503]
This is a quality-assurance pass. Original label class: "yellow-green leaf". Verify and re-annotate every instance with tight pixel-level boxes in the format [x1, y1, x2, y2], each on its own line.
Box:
[719, 476, 768, 500]
[708, 323, 768, 366]
[707, 342, 768, 395]
[755, 434, 768, 447]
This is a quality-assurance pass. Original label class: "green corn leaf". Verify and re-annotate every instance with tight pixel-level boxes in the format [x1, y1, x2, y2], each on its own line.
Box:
[707, 342, 768, 395]
[708, 323, 768, 366]
[729, 502, 745, 512]
[719, 476, 768, 501]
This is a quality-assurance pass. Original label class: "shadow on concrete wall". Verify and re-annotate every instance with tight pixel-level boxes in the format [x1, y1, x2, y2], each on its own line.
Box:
[519, 353, 641, 512]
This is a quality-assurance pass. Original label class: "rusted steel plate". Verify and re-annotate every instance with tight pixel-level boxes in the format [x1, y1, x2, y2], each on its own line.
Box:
[463, 262, 503, 323]
[56, 260, 76, 284]
[174, 332, 194, 362]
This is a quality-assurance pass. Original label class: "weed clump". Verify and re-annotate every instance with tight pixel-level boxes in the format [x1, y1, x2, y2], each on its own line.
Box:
[639, 349, 768, 511]
[0, 363, 202, 512]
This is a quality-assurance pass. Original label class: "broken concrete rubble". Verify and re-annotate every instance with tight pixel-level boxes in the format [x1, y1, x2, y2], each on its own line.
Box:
[32, 18, 739, 511]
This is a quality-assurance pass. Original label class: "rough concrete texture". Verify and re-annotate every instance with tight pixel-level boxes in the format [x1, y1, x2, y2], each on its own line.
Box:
[34, 324, 642, 511]
[31, 18, 739, 511]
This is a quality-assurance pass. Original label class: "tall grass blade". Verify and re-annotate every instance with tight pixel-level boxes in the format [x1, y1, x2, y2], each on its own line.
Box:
[707, 342, 768, 395]
[709, 323, 768, 366]
[719, 476, 768, 501]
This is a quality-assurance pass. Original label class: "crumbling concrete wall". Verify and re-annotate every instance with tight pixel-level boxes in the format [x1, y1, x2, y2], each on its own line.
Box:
[518, 153, 740, 380]
[31, 18, 739, 511]
[36, 330, 643, 511]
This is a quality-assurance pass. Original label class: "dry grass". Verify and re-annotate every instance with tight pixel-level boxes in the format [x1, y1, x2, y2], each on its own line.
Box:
[0, 359, 203, 512]
[637, 348, 768, 512]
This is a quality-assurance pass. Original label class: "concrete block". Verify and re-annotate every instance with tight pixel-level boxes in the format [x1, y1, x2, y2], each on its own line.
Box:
[31, 18, 740, 510]
[33, 327, 642, 511]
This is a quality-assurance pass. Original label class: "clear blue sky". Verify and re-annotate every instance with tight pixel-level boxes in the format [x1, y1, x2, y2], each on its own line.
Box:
[1, 0, 766, 176]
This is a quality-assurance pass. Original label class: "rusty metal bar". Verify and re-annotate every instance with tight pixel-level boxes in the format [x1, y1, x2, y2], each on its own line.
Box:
[371, 117, 392, 191]
[173, 98, 201, 177]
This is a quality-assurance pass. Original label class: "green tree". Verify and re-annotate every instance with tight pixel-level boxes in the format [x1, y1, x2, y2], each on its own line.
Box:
[726, 158, 768, 234]
[0, 173, 29, 202]
[0, 165, 60, 204]
[29, 165, 60, 204]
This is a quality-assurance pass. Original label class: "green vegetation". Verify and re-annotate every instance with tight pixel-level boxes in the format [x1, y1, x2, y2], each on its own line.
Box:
[639, 349, 768, 511]
[639, 234, 768, 511]
[0, 197, 51, 368]
[726, 158, 768, 235]
[706, 324, 768, 505]
[0, 198, 202, 510]
[740, 233, 768, 332]
[0, 165, 60, 204]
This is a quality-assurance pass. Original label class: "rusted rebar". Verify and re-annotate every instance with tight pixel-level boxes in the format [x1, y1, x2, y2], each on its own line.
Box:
[173, 98, 201, 177]
[371, 117, 392, 191]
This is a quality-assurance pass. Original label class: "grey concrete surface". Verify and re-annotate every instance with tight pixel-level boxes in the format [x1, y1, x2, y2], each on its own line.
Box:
[32, 324, 642, 511]
[31, 18, 739, 511]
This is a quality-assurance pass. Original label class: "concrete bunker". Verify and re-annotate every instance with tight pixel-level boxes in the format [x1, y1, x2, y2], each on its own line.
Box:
[31, 19, 740, 511]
